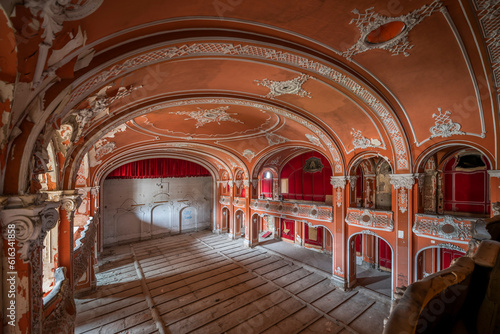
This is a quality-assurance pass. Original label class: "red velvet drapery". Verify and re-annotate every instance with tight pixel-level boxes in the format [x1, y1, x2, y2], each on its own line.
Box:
[106, 158, 210, 179]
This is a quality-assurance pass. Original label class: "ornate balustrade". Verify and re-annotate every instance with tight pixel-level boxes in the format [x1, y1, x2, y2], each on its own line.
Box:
[232, 197, 246, 208]
[412, 213, 475, 243]
[73, 217, 96, 283]
[219, 196, 231, 206]
[345, 207, 394, 231]
[42, 267, 75, 333]
[250, 199, 332, 222]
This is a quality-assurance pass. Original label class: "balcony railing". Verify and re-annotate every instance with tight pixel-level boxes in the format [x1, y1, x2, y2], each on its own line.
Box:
[412, 213, 475, 242]
[345, 207, 394, 231]
[250, 199, 332, 222]
[73, 217, 96, 283]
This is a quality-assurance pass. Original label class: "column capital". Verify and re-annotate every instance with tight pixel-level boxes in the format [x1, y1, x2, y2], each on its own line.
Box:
[389, 173, 417, 190]
[347, 176, 357, 190]
[0, 195, 60, 262]
[90, 186, 100, 196]
[330, 176, 347, 189]
[487, 170, 500, 178]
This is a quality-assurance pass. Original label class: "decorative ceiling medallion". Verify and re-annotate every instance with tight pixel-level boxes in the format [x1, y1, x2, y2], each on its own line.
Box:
[265, 132, 289, 146]
[242, 149, 256, 162]
[351, 128, 381, 149]
[429, 108, 465, 138]
[169, 106, 243, 128]
[255, 74, 311, 99]
[343, 0, 444, 59]
[303, 157, 323, 173]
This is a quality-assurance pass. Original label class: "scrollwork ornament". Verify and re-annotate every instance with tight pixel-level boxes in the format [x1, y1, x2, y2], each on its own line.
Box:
[390, 174, 416, 190]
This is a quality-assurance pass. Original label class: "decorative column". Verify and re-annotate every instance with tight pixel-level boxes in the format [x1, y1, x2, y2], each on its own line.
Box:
[348, 176, 357, 207]
[364, 174, 376, 208]
[389, 174, 416, 289]
[59, 191, 82, 288]
[0, 194, 60, 334]
[330, 176, 347, 287]
[487, 170, 500, 216]
[228, 181, 234, 239]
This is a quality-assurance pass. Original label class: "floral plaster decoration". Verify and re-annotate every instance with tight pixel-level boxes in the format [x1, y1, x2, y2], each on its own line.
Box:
[169, 106, 243, 128]
[255, 74, 311, 99]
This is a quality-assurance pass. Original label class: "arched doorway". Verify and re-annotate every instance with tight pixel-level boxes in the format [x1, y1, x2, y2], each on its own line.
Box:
[234, 210, 245, 238]
[414, 245, 466, 281]
[348, 232, 393, 297]
[221, 207, 230, 233]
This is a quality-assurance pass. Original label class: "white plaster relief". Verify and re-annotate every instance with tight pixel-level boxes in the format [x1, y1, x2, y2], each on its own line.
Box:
[64, 43, 407, 169]
[351, 128, 382, 149]
[255, 74, 311, 99]
[242, 149, 255, 162]
[169, 106, 243, 128]
[429, 108, 465, 138]
[265, 132, 289, 146]
[343, 0, 444, 59]
[305, 134, 324, 148]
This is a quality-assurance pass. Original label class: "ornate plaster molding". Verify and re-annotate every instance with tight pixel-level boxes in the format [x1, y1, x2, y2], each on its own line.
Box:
[348, 176, 358, 190]
[436, 242, 466, 253]
[265, 132, 289, 146]
[472, 0, 500, 95]
[488, 170, 500, 178]
[343, 0, 444, 59]
[242, 149, 257, 163]
[169, 106, 243, 128]
[0, 196, 60, 262]
[73, 217, 97, 282]
[255, 74, 311, 99]
[390, 174, 416, 190]
[305, 134, 324, 148]
[413, 214, 474, 242]
[345, 208, 394, 231]
[351, 128, 381, 149]
[429, 108, 465, 138]
[42, 267, 76, 333]
[74, 85, 142, 141]
[330, 176, 347, 189]
[65, 43, 409, 170]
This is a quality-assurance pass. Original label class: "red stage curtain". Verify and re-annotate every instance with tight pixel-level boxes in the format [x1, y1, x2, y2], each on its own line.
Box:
[106, 158, 210, 179]
[280, 152, 332, 202]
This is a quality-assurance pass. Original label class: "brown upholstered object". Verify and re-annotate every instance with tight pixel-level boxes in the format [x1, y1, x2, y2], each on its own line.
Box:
[383, 257, 475, 334]
[476, 241, 500, 334]
[484, 215, 500, 242]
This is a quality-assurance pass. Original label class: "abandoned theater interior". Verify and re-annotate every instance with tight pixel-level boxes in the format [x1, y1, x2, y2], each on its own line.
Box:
[1, 0, 500, 333]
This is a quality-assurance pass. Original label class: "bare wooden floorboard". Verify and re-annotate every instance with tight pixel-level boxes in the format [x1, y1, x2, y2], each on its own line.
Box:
[76, 231, 389, 334]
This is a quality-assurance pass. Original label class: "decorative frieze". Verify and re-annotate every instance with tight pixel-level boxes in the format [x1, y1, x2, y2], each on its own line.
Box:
[413, 214, 474, 242]
[345, 208, 394, 231]
[250, 199, 332, 222]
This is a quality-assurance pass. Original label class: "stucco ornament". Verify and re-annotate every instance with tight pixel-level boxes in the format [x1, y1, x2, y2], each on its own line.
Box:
[343, 0, 444, 59]
[429, 108, 465, 138]
[330, 176, 347, 189]
[255, 74, 311, 99]
[170, 106, 243, 128]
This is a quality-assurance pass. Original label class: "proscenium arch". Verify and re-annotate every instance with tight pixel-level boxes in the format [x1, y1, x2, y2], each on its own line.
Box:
[347, 231, 395, 299]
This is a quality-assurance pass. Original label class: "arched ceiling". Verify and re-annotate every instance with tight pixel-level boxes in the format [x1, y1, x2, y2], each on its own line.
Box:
[0, 0, 498, 191]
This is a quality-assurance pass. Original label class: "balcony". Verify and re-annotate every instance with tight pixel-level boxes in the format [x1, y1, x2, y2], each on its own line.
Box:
[345, 207, 394, 232]
[412, 213, 475, 243]
[250, 199, 332, 222]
